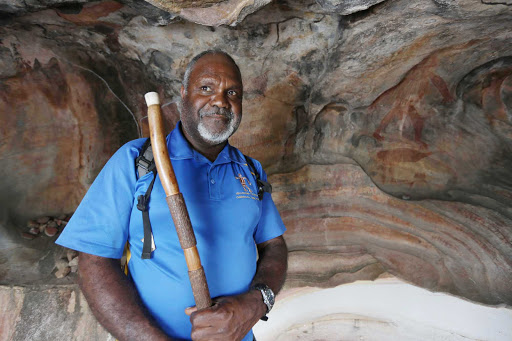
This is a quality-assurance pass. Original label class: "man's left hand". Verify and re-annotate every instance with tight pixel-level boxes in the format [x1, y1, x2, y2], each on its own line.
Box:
[185, 290, 266, 341]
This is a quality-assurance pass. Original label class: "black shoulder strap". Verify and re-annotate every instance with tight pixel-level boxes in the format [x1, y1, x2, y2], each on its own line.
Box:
[135, 138, 156, 259]
[137, 170, 157, 259]
[244, 155, 272, 200]
[135, 138, 155, 179]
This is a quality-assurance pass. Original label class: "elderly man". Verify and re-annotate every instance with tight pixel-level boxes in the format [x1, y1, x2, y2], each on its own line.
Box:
[56, 50, 288, 341]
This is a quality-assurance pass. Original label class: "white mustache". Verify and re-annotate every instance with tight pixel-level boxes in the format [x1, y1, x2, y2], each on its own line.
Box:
[199, 107, 233, 119]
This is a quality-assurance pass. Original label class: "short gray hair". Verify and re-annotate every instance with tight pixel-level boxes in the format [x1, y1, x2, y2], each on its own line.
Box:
[182, 50, 241, 93]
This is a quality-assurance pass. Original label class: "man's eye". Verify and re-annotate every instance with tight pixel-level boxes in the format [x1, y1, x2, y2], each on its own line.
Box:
[228, 90, 237, 96]
[200, 86, 212, 92]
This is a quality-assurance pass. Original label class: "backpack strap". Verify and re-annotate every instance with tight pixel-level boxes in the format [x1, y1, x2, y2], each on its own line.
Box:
[135, 138, 157, 259]
[135, 138, 155, 178]
[137, 170, 157, 259]
[244, 155, 272, 200]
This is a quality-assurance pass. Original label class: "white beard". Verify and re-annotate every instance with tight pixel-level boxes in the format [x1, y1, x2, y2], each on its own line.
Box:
[197, 116, 239, 144]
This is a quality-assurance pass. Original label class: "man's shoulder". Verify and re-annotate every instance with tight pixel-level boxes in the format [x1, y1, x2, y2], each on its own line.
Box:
[242, 152, 263, 173]
[114, 138, 149, 158]
[228, 146, 267, 182]
[121, 137, 148, 151]
[227, 144, 262, 168]
[103, 138, 150, 170]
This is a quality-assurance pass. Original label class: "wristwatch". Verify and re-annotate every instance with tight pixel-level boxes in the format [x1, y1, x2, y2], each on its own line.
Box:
[251, 283, 275, 321]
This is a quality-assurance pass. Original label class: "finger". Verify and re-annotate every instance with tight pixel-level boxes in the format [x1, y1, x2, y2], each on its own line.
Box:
[190, 305, 221, 326]
[187, 297, 222, 317]
[185, 306, 197, 316]
[192, 298, 223, 317]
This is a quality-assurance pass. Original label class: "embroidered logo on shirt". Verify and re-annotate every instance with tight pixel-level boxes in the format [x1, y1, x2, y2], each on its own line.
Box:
[235, 173, 259, 200]
[235, 173, 252, 193]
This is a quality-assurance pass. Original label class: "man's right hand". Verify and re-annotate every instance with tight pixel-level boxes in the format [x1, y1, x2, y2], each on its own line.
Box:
[185, 291, 265, 341]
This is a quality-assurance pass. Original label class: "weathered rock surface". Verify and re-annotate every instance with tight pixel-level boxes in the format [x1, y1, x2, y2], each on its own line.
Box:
[0, 0, 272, 26]
[0, 0, 89, 17]
[151, 0, 273, 26]
[0, 0, 511, 313]
[0, 285, 114, 341]
[315, 0, 387, 14]
[273, 163, 512, 304]
[0, 0, 410, 27]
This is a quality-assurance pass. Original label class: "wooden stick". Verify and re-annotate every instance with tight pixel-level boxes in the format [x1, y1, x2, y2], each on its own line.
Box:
[144, 92, 212, 310]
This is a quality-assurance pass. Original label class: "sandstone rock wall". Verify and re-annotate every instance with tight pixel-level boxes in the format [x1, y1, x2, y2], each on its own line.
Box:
[0, 0, 511, 309]
[0, 285, 113, 341]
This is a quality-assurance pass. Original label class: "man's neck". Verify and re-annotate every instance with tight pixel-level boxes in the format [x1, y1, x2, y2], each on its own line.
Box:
[181, 126, 227, 162]
[195, 144, 225, 163]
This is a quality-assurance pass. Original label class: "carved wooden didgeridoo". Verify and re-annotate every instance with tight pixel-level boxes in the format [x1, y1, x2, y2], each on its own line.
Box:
[144, 91, 212, 310]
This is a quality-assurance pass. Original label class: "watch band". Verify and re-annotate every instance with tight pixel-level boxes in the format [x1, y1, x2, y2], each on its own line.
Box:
[251, 283, 275, 321]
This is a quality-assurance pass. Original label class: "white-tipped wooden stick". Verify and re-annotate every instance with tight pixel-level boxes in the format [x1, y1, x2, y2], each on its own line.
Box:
[145, 91, 212, 310]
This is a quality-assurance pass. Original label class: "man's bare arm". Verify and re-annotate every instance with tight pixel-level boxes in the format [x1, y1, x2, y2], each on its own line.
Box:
[251, 235, 288, 294]
[187, 236, 288, 340]
[78, 252, 173, 341]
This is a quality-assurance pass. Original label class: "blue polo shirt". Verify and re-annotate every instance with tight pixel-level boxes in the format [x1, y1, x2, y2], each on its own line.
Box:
[56, 122, 286, 340]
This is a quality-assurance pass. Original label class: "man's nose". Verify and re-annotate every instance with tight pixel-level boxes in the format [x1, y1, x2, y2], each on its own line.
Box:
[210, 92, 229, 109]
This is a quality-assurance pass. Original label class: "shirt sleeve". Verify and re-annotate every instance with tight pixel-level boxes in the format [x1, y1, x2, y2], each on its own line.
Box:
[251, 159, 286, 244]
[56, 140, 143, 259]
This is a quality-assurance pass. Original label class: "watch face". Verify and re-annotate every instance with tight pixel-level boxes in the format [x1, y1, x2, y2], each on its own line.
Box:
[253, 284, 274, 313]
[264, 287, 275, 306]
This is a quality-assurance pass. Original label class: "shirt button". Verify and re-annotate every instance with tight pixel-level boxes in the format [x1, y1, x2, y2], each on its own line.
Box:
[210, 179, 215, 184]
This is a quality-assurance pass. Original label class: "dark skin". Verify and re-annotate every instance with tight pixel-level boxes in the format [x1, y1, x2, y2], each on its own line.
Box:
[78, 254, 173, 341]
[186, 236, 287, 340]
[78, 53, 288, 341]
[179, 54, 243, 162]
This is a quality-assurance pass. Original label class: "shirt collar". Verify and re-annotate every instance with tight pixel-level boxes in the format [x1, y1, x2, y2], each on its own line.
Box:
[168, 121, 247, 165]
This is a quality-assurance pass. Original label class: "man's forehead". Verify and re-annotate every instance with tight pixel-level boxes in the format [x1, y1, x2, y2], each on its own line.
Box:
[189, 54, 242, 83]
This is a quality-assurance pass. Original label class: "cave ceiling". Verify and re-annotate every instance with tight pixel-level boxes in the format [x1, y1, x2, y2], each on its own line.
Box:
[0, 0, 511, 306]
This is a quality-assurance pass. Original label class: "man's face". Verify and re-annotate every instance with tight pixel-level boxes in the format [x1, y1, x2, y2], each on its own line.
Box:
[180, 54, 243, 147]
